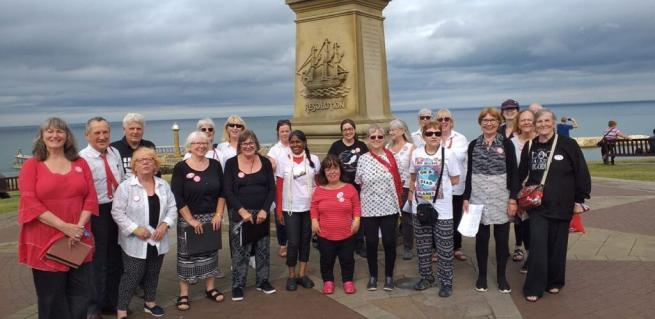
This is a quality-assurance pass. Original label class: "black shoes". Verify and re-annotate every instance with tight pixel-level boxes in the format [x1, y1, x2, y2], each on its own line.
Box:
[297, 276, 315, 289]
[231, 287, 244, 301]
[413, 278, 434, 291]
[438, 286, 453, 298]
[286, 277, 298, 291]
[474, 277, 488, 292]
[256, 281, 277, 294]
[383, 277, 394, 291]
[367, 277, 378, 291]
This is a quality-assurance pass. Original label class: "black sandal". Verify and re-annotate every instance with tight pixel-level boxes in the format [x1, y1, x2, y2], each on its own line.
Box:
[176, 296, 190, 311]
[205, 289, 225, 302]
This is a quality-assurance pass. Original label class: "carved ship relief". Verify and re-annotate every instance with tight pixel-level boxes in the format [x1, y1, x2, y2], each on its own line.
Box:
[297, 39, 350, 98]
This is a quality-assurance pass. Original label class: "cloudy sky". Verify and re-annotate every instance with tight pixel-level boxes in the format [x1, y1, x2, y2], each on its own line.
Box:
[1, 0, 654, 126]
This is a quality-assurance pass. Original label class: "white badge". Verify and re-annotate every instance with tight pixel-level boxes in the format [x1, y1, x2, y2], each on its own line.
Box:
[554, 154, 564, 161]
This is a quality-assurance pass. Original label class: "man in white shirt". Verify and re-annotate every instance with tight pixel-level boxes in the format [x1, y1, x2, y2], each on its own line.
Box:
[80, 117, 126, 318]
[411, 108, 433, 148]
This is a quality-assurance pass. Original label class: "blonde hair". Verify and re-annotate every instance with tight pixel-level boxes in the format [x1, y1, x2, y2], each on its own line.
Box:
[221, 115, 247, 142]
[435, 108, 455, 129]
[130, 147, 161, 175]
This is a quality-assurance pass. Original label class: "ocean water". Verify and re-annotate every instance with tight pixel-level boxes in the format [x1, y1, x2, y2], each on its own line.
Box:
[1, 100, 653, 175]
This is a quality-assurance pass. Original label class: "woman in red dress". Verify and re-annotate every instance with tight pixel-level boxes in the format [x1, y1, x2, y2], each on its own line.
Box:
[18, 117, 98, 319]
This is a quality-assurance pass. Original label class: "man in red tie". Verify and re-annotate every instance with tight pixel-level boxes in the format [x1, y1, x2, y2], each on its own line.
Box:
[80, 117, 126, 318]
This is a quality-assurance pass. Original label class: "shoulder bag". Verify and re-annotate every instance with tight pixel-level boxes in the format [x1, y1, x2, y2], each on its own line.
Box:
[517, 135, 558, 210]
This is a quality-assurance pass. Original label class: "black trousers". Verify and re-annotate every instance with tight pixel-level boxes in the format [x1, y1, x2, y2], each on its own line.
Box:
[283, 211, 312, 267]
[475, 222, 510, 283]
[317, 236, 355, 282]
[361, 214, 398, 278]
[117, 246, 164, 311]
[32, 262, 92, 319]
[452, 195, 464, 251]
[523, 214, 570, 297]
[275, 207, 287, 246]
[89, 202, 122, 314]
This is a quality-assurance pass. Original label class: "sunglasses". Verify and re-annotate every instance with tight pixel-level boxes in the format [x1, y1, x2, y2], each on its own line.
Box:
[419, 116, 432, 120]
[424, 131, 442, 137]
[369, 135, 384, 140]
[227, 123, 244, 129]
[436, 117, 451, 123]
[200, 127, 214, 132]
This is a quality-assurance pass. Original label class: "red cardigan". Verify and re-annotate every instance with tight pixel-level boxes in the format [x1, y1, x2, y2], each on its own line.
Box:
[18, 158, 98, 271]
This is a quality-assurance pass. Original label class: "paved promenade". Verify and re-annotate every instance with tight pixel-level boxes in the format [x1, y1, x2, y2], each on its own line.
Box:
[1, 177, 653, 319]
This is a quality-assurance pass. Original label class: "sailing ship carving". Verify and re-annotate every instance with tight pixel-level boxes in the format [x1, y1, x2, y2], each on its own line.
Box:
[297, 39, 350, 98]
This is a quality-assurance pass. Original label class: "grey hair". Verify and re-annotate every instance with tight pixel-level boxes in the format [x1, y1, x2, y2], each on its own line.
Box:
[122, 113, 145, 128]
[388, 119, 411, 147]
[367, 123, 385, 136]
[418, 108, 433, 117]
[85, 116, 109, 134]
[196, 117, 215, 130]
[535, 108, 557, 123]
[185, 131, 210, 151]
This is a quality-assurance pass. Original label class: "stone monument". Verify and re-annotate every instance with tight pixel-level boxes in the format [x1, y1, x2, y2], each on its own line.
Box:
[286, 0, 394, 154]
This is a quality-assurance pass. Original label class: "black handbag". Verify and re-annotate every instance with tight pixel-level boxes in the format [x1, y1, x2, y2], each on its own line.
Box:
[415, 147, 445, 226]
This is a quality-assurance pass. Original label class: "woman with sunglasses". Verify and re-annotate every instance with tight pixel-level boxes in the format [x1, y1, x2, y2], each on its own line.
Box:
[275, 130, 320, 291]
[355, 124, 402, 291]
[216, 115, 247, 169]
[435, 109, 469, 262]
[184, 118, 220, 161]
[408, 119, 461, 297]
[386, 119, 416, 260]
[463, 107, 520, 294]
[327, 119, 368, 257]
[267, 119, 292, 258]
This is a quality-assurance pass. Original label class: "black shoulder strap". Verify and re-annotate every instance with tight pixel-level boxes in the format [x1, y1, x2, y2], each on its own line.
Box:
[415, 146, 446, 204]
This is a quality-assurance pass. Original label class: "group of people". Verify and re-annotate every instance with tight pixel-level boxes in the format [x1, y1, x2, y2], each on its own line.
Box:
[17, 99, 592, 319]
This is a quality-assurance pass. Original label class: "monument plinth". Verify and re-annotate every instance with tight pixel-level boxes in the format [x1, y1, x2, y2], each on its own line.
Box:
[286, 0, 394, 154]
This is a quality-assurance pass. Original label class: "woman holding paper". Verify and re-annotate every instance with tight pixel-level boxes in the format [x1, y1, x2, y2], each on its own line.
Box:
[519, 109, 590, 302]
[112, 147, 177, 318]
[171, 131, 226, 311]
[223, 129, 277, 301]
[18, 117, 98, 319]
[408, 119, 461, 297]
[463, 107, 520, 294]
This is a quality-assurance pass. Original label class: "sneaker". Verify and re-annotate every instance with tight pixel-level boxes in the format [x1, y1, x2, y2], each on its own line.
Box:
[413, 278, 433, 291]
[286, 277, 298, 291]
[322, 281, 335, 294]
[343, 281, 356, 294]
[402, 248, 413, 260]
[520, 263, 528, 274]
[383, 276, 394, 291]
[297, 276, 315, 289]
[438, 286, 453, 298]
[256, 281, 277, 294]
[498, 279, 512, 294]
[474, 277, 488, 292]
[249, 256, 256, 269]
[143, 304, 165, 317]
[366, 277, 377, 291]
[231, 287, 244, 301]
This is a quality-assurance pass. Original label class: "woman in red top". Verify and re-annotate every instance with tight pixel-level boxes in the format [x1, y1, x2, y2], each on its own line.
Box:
[18, 117, 98, 319]
[310, 155, 361, 295]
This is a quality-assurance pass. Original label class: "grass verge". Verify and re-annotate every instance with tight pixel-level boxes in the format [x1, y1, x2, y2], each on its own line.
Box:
[587, 158, 655, 181]
[0, 191, 19, 215]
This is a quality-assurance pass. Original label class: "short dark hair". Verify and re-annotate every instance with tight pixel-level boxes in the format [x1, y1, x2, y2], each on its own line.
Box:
[317, 155, 348, 185]
[237, 129, 260, 154]
[33, 117, 79, 161]
[276, 119, 292, 138]
[340, 118, 356, 132]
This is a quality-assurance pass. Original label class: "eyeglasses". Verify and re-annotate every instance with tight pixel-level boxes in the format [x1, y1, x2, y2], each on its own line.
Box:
[227, 123, 244, 129]
[436, 117, 451, 123]
[481, 119, 499, 124]
[419, 116, 432, 120]
[424, 131, 442, 137]
[135, 158, 154, 164]
[191, 142, 209, 145]
[200, 127, 214, 132]
[342, 127, 355, 132]
[369, 135, 384, 140]
[241, 142, 256, 148]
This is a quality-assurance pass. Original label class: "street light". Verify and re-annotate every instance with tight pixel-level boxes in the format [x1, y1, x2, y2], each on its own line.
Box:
[172, 122, 181, 157]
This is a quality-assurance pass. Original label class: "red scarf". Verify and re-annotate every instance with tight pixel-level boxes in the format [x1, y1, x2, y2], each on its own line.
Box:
[370, 148, 403, 208]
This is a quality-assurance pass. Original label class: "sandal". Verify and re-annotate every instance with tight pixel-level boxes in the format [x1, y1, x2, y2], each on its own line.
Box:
[176, 296, 190, 311]
[525, 295, 539, 302]
[278, 245, 287, 257]
[205, 289, 225, 302]
[512, 248, 524, 262]
[454, 250, 467, 261]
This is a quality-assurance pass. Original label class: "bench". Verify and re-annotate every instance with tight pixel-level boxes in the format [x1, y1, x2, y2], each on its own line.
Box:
[604, 138, 655, 157]
[1, 175, 18, 192]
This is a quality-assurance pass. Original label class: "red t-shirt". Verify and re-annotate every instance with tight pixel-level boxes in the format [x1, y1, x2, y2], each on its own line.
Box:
[310, 183, 361, 241]
[18, 157, 98, 271]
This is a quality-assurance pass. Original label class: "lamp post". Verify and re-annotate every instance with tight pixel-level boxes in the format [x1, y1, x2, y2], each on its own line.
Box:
[172, 122, 181, 157]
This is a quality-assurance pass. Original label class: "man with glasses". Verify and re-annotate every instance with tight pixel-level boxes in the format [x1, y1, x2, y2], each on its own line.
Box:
[411, 109, 433, 148]
[111, 113, 158, 178]
[80, 117, 126, 318]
